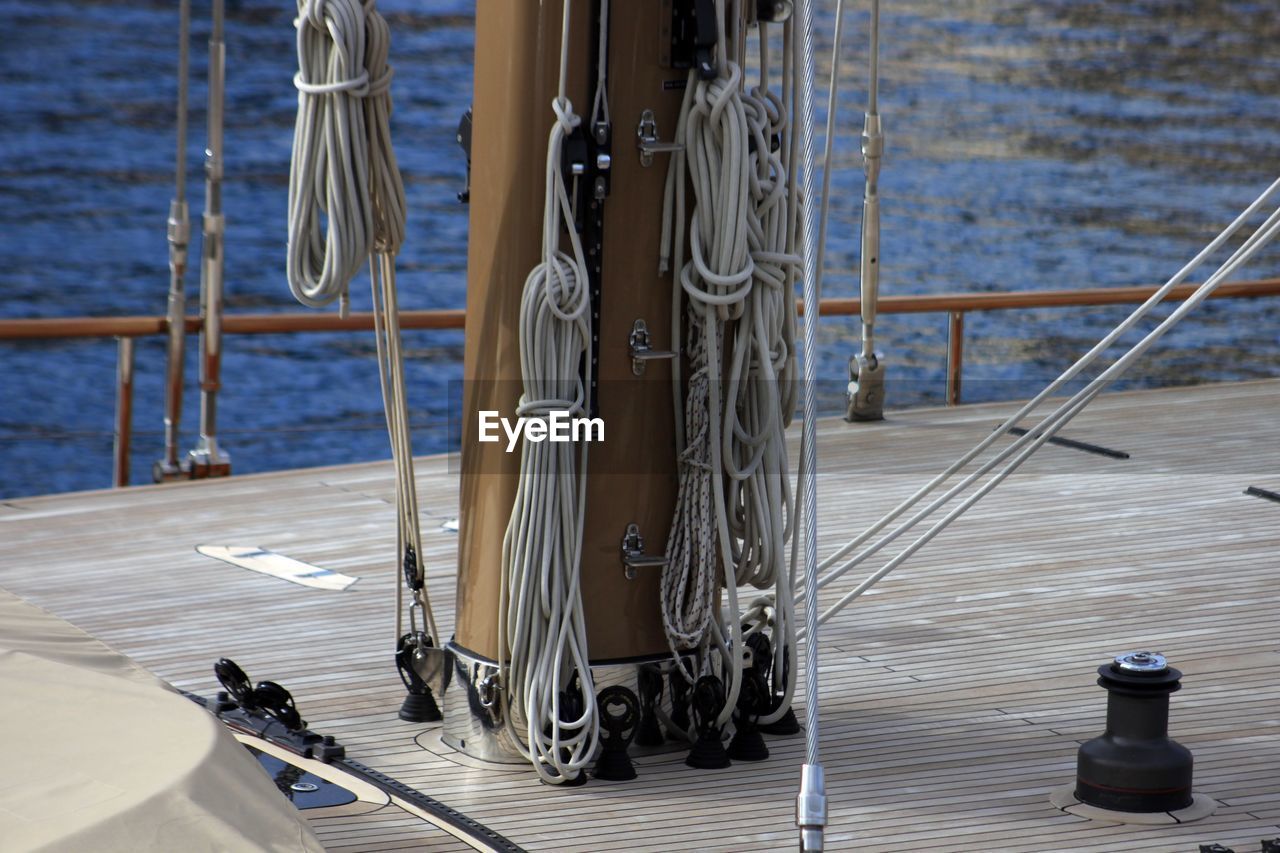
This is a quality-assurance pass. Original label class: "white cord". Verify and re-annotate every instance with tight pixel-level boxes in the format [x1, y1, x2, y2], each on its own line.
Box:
[288, 0, 380, 311]
[497, 0, 598, 785]
[660, 4, 802, 728]
[287, 0, 432, 643]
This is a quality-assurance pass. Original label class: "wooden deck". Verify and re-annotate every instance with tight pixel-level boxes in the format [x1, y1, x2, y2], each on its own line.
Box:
[2, 379, 1279, 852]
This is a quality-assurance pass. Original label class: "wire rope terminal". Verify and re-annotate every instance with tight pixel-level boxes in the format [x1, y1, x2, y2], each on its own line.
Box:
[797, 762, 828, 851]
[846, 351, 885, 421]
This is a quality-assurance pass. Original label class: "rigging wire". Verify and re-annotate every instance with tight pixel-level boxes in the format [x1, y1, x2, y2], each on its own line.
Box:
[803, 188, 1280, 635]
[794, 0, 827, 846]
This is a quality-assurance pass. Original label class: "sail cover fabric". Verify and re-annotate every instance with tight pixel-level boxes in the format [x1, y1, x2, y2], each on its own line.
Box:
[0, 586, 324, 852]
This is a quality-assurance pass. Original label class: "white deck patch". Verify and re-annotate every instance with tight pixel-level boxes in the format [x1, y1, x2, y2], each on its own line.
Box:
[196, 546, 358, 591]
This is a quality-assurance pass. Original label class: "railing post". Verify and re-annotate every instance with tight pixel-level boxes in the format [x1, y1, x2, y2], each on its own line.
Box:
[113, 336, 136, 488]
[946, 310, 964, 406]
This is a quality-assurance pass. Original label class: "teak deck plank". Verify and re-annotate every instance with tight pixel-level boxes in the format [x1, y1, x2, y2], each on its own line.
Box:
[1, 379, 1279, 851]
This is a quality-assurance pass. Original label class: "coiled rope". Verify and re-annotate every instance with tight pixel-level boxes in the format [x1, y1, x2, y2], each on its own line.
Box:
[288, 0, 388, 310]
[659, 1, 802, 730]
[497, 0, 598, 785]
[287, 0, 435, 642]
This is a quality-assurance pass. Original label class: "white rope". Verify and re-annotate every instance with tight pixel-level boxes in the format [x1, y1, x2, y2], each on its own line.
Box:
[287, 0, 387, 310]
[660, 3, 802, 729]
[287, 0, 432, 642]
[804, 177, 1280, 635]
[497, 0, 597, 785]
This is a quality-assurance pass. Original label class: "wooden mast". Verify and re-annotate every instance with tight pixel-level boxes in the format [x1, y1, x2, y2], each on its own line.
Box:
[456, 1, 685, 662]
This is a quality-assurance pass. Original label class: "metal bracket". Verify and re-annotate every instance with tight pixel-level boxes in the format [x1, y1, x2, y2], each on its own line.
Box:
[636, 110, 683, 168]
[621, 523, 668, 580]
[846, 351, 886, 422]
[629, 319, 678, 375]
[455, 108, 472, 202]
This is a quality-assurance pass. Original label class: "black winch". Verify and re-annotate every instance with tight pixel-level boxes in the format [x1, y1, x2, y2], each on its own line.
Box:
[1075, 650, 1193, 813]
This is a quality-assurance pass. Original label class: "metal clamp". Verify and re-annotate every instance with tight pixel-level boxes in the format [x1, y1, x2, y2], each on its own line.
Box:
[636, 110, 683, 168]
[477, 672, 500, 709]
[621, 523, 669, 580]
[629, 319, 678, 375]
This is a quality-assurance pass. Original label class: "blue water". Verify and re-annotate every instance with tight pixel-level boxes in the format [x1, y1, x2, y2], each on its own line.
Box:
[3, 0, 1280, 498]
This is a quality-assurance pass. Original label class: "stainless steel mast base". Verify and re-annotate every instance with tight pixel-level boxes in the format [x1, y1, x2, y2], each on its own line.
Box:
[440, 642, 523, 764]
[846, 351, 886, 421]
[441, 640, 686, 765]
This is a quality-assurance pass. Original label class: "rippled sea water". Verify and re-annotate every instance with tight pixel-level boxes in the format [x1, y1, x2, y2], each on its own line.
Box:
[2, 0, 1279, 498]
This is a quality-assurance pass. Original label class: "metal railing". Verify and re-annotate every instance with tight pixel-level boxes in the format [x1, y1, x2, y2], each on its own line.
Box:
[2, 278, 1278, 487]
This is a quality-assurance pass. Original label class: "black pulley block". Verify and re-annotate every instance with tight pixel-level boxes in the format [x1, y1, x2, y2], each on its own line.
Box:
[669, 667, 692, 737]
[593, 686, 640, 781]
[1075, 651, 1193, 813]
[635, 664, 666, 747]
[685, 675, 731, 770]
[214, 657, 257, 710]
[395, 632, 443, 723]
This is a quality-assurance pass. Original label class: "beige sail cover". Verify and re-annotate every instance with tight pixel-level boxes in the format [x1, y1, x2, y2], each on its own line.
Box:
[0, 587, 323, 852]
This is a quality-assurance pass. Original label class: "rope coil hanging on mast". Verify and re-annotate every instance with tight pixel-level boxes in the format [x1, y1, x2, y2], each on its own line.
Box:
[496, 0, 601, 785]
[659, 0, 803, 734]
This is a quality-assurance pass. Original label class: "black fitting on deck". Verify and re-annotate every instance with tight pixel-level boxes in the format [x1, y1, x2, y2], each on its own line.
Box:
[593, 685, 640, 781]
[635, 664, 666, 746]
[1075, 651, 1193, 813]
[685, 675, 731, 769]
[395, 632, 443, 723]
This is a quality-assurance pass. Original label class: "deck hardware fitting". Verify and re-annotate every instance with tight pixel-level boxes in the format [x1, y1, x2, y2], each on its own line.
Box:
[593, 685, 641, 781]
[621, 523, 669, 579]
[455, 108, 472, 202]
[727, 655, 770, 761]
[629, 319, 679, 375]
[1071, 651, 1205, 816]
[1005, 426, 1130, 460]
[635, 665, 666, 747]
[1245, 485, 1280, 504]
[396, 632, 444, 722]
[847, 351, 886, 421]
[685, 675, 731, 769]
[636, 109, 684, 167]
[477, 672, 501, 710]
[192, 673, 526, 850]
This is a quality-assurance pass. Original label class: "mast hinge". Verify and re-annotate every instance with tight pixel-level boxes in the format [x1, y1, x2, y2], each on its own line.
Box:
[636, 110, 684, 168]
[621, 523, 668, 580]
[629, 319, 678, 375]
